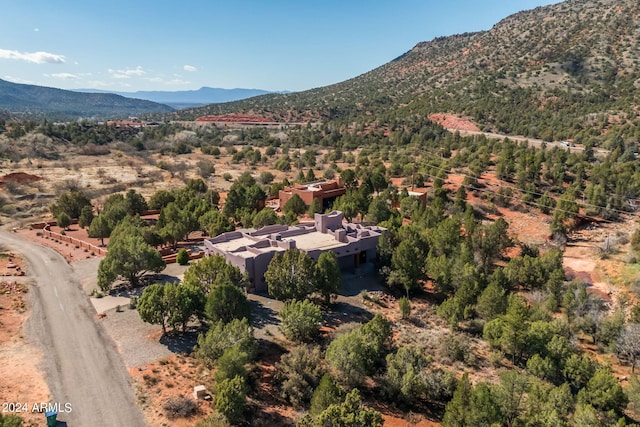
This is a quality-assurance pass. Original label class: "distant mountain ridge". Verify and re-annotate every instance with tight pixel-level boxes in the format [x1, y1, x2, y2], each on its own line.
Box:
[0, 78, 173, 119]
[75, 87, 283, 109]
[173, 0, 640, 143]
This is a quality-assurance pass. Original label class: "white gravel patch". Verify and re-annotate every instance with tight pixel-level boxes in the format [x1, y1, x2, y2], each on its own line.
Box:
[99, 307, 173, 369]
[91, 295, 131, 313]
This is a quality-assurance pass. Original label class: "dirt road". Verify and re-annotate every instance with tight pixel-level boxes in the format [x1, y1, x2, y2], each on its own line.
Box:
[0, 231, 146, 427]
[449, 129, 581, 151]
[448, 128, 611, 156]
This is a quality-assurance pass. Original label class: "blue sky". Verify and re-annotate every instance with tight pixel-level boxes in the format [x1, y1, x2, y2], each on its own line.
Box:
[1, 1, 559, 92]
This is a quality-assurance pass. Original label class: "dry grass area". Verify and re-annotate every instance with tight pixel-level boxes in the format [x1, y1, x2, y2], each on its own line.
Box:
[564, 218, 639, 309]
[131, 354, 214, 427]
[0, 254, 51, 427]
[0, 144, 338, 228]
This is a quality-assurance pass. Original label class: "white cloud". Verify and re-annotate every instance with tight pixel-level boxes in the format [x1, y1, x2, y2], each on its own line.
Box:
[3, 75, 36, 85]
[50, 73, 79, 80]
[108, 65, 145, 79]
[166, 79, 191, 85]
[0, 48, 65, 64]
[183, 65, 197, 72]
[34, 28, 40, 32]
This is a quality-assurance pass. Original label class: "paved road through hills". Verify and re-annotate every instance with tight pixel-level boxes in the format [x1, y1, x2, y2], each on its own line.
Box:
[0, 231, 146, 427]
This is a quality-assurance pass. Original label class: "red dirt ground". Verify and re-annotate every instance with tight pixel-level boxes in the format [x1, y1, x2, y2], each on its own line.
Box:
[130, 354, 214, 427]
[195, 114, 277, 123]
[381, 411, 440, 427]
[15, 228, 102, 263]
[0, 172, 43, 185]
[391, 172, 550, 246]
[0, 257, 51, 427]
[428, 114, 481, 132]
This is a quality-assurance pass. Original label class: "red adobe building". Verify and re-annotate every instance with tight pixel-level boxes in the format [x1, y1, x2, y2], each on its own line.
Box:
[278, 179, 346, 210]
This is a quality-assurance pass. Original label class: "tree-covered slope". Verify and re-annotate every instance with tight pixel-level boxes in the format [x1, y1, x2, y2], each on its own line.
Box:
[174, 0, 640, 145]
[0, 78, 174, 119]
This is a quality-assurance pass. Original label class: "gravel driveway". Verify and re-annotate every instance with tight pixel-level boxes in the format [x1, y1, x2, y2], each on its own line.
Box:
[0, 231, 147, 427]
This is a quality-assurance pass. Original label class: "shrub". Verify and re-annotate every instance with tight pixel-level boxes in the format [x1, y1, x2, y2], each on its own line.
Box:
[275, 345, 324, 408]
[143, 374, 159, 387]
[215, 376, 246, 425]
[197, 159, 215, 178]
[280, 299, 322, 343]
[399, 297, 411, 320]
[176, 248, 190, 265]
[214, 346, 249, 383]
[163, 395, 197, 419]
[195, 412, 232, 427]
[424, 368, 457, 403]
[439, 333, 470, 364]
[0, 413, 24, 427]
[195, 318, 257, 367]
[384, 346, 429, 405]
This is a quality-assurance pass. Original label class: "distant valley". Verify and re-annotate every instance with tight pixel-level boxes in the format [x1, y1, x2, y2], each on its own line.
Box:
[75, 87, 283, 109]
[0, 78, 173, 120]
[0, 79, 283, 119]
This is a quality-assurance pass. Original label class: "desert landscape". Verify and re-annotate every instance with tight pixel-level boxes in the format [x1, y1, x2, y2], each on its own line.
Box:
[1, 110, 639, 426]
[3, 1, 640, 426]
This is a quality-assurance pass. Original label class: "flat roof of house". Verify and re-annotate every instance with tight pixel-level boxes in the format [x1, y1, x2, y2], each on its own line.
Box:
[213, 236, 258, 253]
[287, 180, 342, 191]
[206, 210, 385, 260]
[286, 231, 346, 252]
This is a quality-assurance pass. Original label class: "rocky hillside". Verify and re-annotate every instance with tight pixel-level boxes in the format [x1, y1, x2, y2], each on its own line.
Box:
[174, 0, 640, 144]
[0, 78, 174, 119]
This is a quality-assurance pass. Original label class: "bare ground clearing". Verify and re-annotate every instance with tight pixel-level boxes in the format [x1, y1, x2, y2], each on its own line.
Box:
[0, 145, 340, 229]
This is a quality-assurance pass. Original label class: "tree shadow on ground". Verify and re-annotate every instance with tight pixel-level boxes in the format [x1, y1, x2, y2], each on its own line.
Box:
[323, 301, 374, 330]
[108, 286, 145, 298]
[256, 338, 287, 362]
[249, 298, 280, 330]
[159, 330, 199, 354]
[248, 408, 296, 427]
[108, 273, 180, 297]
[339, 262, 385, 297]
[250, 339, 295, 426]
[142, 273, 180, 286]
